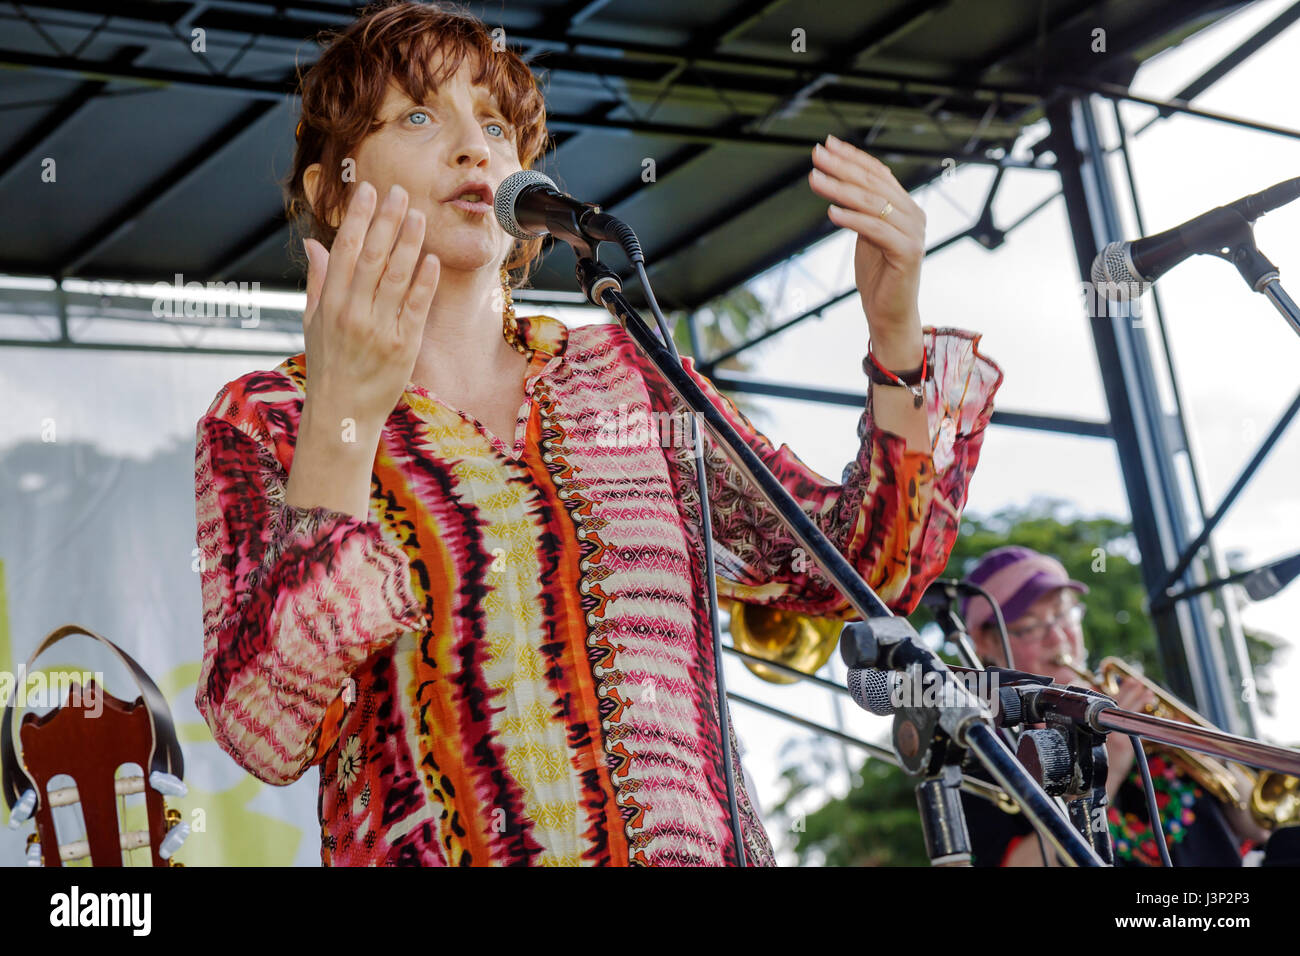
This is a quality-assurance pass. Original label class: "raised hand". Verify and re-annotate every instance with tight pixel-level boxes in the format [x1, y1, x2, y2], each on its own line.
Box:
[808, 134, 926, 341]
[301, 180, 440, 429]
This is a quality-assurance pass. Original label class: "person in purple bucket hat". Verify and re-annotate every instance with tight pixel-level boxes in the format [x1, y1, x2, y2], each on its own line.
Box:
[955, 545, 1272, 867]
[959, 545, 1095, 688]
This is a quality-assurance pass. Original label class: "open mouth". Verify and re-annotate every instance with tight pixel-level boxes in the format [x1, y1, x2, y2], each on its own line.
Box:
[444, 185, 493, 215]
[447, 197, 491, 214]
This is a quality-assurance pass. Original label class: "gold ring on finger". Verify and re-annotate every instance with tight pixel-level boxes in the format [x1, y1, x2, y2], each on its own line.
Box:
[879, 200, 894, 220]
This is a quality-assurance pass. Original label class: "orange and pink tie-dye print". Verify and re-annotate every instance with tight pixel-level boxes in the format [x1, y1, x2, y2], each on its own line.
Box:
[193, 313, 1002, 866]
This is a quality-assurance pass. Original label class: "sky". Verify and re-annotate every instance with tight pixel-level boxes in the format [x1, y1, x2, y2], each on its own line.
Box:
[1, 0, 1297, 865]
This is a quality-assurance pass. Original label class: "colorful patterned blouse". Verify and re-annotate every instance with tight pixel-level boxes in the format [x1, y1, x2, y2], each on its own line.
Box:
[194, 313, 1003, 866]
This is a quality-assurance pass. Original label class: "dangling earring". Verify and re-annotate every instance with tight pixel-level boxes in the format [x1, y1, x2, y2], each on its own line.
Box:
[501, 267, 527, 355]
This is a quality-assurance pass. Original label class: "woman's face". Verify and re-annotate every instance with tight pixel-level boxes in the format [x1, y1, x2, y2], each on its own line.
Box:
[309, 53, 522, 275]
[977, 587, 1086, 684]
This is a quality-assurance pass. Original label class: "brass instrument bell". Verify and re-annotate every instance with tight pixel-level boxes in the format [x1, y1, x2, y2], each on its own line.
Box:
[727, 600, 844, 684]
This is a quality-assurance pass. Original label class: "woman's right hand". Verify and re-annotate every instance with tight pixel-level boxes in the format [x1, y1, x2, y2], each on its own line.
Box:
[301, 180, 440, 429]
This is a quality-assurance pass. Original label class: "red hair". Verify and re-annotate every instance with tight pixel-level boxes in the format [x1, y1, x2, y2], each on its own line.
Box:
[284, 1, 550, 286]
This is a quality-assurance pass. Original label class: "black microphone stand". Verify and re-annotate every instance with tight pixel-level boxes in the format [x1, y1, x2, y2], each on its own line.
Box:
[1188, 207, 1300, 339]
[840, 623, 1102, 866]
[565, 243, 1104, 867]
[1015, 682, 1300, 862]
[1093, 703, 1300, 777]
[1153, 549, 1300, 610]
[1006, 682, 1117, 865]
[1232, 231, 1300, 340]
[920, 580, 983, 669]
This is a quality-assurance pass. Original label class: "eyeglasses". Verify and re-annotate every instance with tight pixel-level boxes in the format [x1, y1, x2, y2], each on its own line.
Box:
[1007, 602, 1086, 642]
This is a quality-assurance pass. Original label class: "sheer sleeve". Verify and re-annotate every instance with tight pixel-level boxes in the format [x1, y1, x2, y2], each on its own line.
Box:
[659, 326, 1003, 618]
[193, 380, 426, 785]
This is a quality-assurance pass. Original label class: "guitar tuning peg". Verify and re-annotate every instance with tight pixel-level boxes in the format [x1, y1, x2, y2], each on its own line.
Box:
[159, 820, 190, 860]
[7, 788, 36, 829]
[149, 771, 187, 797]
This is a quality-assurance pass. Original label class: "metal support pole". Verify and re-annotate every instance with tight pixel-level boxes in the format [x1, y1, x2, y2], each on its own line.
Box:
[1045, 93, 1247, 734]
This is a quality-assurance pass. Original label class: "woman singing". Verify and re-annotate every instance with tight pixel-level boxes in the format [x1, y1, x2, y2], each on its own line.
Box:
[193, 0, 1003, 866]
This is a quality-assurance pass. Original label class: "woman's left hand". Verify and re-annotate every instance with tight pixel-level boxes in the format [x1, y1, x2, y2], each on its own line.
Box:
[808, 134, 926, 344]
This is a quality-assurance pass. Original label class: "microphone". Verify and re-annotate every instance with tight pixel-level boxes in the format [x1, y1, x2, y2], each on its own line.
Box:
[493, 169, 628, 247]
[846, 666, 900, 717]
[1090, 176, 1300, 300]
[845, 665, 1035, 726]
[919, 577, 968, 613]
[1243, 550, 1300, 602]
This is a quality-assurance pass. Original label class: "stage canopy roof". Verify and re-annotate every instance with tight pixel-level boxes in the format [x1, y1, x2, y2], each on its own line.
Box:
[0, 0, 1262, 312]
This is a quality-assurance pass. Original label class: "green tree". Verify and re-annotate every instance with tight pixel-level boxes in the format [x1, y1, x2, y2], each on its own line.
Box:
[916, 497, 1283, 706]
[771, 743, 935, 867]
[666, 285, 773, 424]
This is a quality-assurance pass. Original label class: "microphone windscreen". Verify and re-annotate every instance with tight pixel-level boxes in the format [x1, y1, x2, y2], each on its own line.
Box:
[1244, 567, 1281, 602]
[847, 667, 897, 717]
[494, 169, 556, 240]
[1091, 241, 1141, 296]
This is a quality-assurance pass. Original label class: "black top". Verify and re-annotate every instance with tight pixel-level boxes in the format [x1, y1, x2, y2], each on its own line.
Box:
[960, 772, 1244, 867]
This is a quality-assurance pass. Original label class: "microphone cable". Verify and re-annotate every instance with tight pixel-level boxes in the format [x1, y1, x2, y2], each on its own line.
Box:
[630, 256, 748, 867]
[600, 226, 748, 867]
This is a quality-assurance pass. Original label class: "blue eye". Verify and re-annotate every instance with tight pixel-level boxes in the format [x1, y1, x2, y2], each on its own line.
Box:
[407, 110, 430, 126]
[486, 121, 506, 138]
